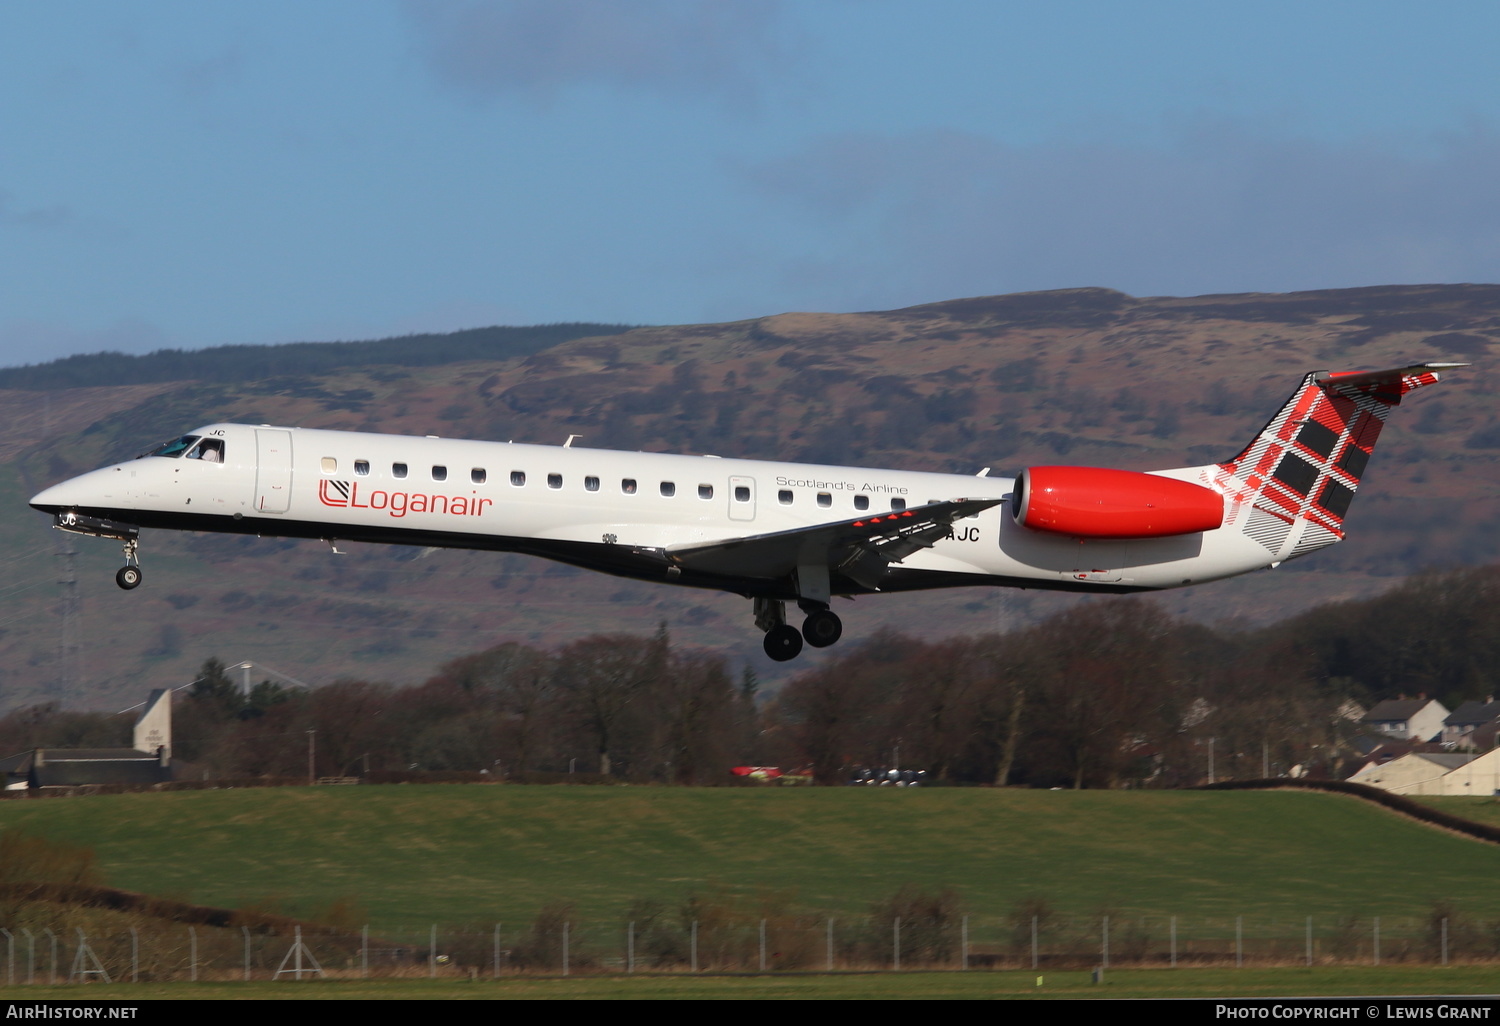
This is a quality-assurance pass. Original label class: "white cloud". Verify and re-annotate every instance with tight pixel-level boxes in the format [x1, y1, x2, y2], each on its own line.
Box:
[173, 43, 246, 99]
[0, 190, 75, 231]
[403, 0, 791, 109]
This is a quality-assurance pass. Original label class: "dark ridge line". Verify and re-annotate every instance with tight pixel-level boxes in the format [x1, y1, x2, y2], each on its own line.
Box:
[1196, 778, 1500, 845]
[0, 322, 638, 391]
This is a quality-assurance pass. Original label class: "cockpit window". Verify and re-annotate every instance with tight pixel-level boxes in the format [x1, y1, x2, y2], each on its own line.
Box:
[186, 439, 225, 463]
[145, 435, 200, 459]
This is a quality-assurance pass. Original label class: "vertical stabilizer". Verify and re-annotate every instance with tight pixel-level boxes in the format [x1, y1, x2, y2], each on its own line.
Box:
[1214, 364, 1462, 561]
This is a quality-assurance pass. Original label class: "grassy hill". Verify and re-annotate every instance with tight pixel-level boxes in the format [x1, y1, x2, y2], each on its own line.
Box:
[0, 285, 1496, 708]
[0, 786, 1496, 932]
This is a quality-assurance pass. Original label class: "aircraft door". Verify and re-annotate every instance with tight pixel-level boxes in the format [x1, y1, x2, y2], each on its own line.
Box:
[254, 429, 293, 514]
[728, 475, 755, 521]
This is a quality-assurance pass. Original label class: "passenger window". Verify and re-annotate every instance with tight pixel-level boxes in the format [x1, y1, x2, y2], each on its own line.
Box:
[735, 486, 750, 502]
[393, 463, 408, 479]
[354, 460, 370, 477]
[321, 457, 337, 474]
[817, 492, 832, 508]
[854, 495, 869, 511]
[698, 484, 713, 500]
[585, 476, 600, 492]
[778, 490, 793, 505]
[548, 473, 562, 489]
[432, 465, 447, 482]
[471, 468, 486, 484]
[622, 478, 638, 494]
[510, 471, 526, 487]
[661, 482, 676, 497]
[891, 498, 906, 511]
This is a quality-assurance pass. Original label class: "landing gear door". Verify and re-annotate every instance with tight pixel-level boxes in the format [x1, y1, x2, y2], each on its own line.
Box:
[255, 429, 293, 514]
[728, 476, 755, 522]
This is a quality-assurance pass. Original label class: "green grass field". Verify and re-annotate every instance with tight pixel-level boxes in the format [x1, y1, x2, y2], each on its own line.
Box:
[1418, 796, 1500, 829]
[0, 786, 1496, 933]
[4, 966, 1499, 1000]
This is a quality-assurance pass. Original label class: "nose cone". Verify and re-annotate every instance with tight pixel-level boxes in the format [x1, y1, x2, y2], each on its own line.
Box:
[29, 480, 74, 513]
[30, 466, 121, 514]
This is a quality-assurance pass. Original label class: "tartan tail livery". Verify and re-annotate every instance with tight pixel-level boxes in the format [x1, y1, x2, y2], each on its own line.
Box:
[1212, 363, 1468, 564]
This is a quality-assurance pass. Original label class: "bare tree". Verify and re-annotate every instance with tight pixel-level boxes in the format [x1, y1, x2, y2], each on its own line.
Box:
[554, 633, 665, 777]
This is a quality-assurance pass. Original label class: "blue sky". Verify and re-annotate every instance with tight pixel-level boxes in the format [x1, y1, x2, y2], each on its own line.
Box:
[3, 1, 1500, 366]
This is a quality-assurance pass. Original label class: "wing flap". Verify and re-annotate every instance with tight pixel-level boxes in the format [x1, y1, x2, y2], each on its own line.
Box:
[665, 498, 1002, 583]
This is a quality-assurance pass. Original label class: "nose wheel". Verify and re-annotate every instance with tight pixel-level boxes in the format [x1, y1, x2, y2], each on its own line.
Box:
[115, 538, 142, 591]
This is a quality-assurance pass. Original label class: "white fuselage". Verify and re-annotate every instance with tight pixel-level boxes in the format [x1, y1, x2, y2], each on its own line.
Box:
[30, 422, 1278, 598]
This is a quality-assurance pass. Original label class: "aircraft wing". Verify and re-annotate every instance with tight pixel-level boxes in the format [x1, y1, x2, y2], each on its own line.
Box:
[663, 497, 1002, 588]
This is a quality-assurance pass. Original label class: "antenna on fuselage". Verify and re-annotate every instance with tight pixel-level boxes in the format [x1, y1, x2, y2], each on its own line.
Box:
[563, 435, 581, 448]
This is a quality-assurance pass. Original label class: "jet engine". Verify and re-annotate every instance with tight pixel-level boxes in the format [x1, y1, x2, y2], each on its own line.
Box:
[1011, 466, 1224, 539]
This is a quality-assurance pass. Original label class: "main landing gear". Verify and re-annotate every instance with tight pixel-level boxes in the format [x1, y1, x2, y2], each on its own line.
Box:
[754, 598, 844, 662]
[115, 538, 142, 591]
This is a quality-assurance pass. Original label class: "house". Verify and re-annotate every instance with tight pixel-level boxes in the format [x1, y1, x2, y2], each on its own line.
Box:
[1345, 736, 1442, 777]
[0, 688, 173, 791]
[1347, 750, 1476, 795]
[1360, 698, 1449, 742]
[1442, 700, 1500, 748]
[1431, 746, 1500, 796]
[0, 747, 172, 790]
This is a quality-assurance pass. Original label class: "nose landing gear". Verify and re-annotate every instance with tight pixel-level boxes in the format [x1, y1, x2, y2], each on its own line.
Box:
[115, 538, 142, 590]
[50, 512, 144, 591]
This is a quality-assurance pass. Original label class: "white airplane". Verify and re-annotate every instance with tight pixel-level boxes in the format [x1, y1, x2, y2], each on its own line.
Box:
[30, 363, 1461, 661]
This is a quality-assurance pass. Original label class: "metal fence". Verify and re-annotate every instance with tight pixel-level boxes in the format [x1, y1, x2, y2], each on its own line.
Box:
[0, 914, 1487, 983]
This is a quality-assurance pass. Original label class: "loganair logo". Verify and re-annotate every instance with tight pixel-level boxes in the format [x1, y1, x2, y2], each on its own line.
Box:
[318, 480, 493, 519]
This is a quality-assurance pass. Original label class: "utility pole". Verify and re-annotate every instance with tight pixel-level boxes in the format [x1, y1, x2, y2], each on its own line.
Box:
[307, 730, 316, 785]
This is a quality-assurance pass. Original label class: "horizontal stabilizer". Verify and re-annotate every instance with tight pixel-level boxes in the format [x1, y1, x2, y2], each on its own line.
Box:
[1316, 362, 1468, 389]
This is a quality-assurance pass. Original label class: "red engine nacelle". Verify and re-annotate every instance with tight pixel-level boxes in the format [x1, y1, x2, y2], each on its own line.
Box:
[1011, 466, 1224, 539]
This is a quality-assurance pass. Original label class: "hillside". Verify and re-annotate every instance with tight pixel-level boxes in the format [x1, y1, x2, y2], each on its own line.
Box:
[0, 285, 1496, 709]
